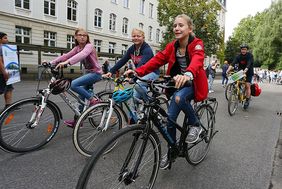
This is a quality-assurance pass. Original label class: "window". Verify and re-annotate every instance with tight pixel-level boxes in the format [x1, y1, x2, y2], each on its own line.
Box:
[121, 44, 128, 55]
[67, 35, 75, 49]
[94, 9, 102, 27]
[122, 18, 129, 34]
[139, 23, 144, 29]
[156, 29, 160, 43]
[67, 0, 77, 21]
[149, 3, 153, 18]
[44, 31, 56, 47]
[94, 39, 102, 52]
[111, 0, 117, 4]
[109, 13, 116, 31]
[109, 42, 115, 54]
[15, 26, 31, 44]
[44, 0, 56, 16]
[139, 0, 145, 14]
[15, 0, 30, 9]
[123, 0, 129, 8]
[148, 26, 152, 41]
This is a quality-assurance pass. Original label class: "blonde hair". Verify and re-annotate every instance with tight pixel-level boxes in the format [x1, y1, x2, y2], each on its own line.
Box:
[131, 28, 145, 38]
[175, 14, 194, 30]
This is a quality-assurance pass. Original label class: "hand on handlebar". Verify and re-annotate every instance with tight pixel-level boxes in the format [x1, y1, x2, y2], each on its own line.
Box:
[102, 72, 112, 78]
[55, 61, 69, 70]
[173, 74, 191, 89]
[123, 69, 136, 78]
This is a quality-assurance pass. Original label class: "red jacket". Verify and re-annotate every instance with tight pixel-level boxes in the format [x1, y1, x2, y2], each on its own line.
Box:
[135, 36, 208, 102]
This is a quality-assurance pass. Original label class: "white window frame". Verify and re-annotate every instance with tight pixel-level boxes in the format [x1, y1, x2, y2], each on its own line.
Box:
[15, 26, 31, 44]
[121, 44, 128, 55]
[94, 9, 102, 28]
[44, 31, 56, 47]
[149, 3, 153, 18]
[94, 39, 102, 52]
[122, 18, 129, 34]
[109, 13, 116, 31]
[139, 0, 145, 14]
[139, 23, 144, 29]
[109, 42, 115, 54]
[67, 0, 77, 21]
[148, 26, 152, 41]
[156, 29, 160, 43]
[44, 0, 56, 16]
[111, 0, 117, 4]
[123, 0, 129, 8]
[67, 35, 75, 49]
[15, 0, 30, 9]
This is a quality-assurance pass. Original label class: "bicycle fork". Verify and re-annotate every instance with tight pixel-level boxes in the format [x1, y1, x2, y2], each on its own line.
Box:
[28, 96, 47, 128]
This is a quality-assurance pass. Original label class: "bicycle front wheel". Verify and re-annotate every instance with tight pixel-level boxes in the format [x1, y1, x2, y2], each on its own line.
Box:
[73, 102, 123, 157]
[0, 98, 60, 153]
[76, 124, 161, 189]
[225, 83, 234, 101]
[228, 88, 239, 116]
[186, 104, 215, 165]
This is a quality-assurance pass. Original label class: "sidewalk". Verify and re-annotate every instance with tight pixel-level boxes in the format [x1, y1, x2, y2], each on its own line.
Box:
[270, 115, 282, 189]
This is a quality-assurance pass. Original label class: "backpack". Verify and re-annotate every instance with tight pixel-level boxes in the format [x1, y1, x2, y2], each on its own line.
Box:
[251, 83, 261, 97]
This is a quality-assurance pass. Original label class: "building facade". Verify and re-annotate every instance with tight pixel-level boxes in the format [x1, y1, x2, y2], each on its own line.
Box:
[0, 0, 226, 74]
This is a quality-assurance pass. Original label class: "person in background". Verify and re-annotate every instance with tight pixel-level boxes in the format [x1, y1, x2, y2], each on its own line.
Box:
[102, 60, 110, 74]
[0, 32, 14, 111]
[49, 28, 102, 127]
[208, 60, 218, 93]
[125, 14, 208, 169]
[221, 60, 229, 87]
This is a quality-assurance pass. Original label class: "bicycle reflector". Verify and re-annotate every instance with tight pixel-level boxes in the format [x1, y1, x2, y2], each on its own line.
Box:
[50, 78, 71, 95]
[112, 88, 133, 103]
[251, 83, 261, 97]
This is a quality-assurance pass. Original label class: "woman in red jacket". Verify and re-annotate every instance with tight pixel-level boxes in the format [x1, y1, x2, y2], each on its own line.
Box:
[125, 14, 208, 167]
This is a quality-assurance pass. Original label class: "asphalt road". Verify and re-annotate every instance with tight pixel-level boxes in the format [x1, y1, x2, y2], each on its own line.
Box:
[0, 79, 281, 189]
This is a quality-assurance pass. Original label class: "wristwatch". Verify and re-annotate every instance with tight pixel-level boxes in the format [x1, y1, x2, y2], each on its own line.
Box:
[184, 72, 194, 80]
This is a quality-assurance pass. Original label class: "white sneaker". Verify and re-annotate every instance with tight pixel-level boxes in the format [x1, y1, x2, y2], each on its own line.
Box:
[186, 126, 203, 143]
[209, 90, 214, 93]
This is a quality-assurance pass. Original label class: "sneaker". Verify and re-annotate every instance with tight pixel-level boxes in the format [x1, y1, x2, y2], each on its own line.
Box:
[243, 99, 250, 110]
[186, 126, 203, 143]
[209, 90, 214, 93]
[89, 98, 101, 106]
[159, 154, 169, 170]
[64, 119, 76, 128]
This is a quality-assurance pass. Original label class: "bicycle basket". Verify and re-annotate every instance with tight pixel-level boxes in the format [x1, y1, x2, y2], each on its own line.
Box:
[228, 70, 245, 83]
[50, 78, 72, 95]
[112, 88, 133, 103]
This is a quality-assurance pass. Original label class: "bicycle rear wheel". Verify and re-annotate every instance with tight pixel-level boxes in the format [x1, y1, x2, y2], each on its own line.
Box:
[228, 88, 239, 116]
[73, 102, 123, 157]
[186, 104, 215, 165]
[76, 124, 160, 189]
[0, 98, 60, 153]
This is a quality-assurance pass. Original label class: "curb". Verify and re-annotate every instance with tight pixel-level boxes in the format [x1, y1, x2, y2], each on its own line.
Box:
[269, 117, 282, 189]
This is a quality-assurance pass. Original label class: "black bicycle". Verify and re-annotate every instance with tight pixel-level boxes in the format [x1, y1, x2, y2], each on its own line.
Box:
[76, 75, 218, 189]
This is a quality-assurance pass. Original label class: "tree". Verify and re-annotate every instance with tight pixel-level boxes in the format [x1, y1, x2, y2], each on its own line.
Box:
[157, 0, 223, 57]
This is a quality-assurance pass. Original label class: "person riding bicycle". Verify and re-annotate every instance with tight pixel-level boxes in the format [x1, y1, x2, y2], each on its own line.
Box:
[226, 43, 254, 109]
[103, 28, 159, 123]
[48, 28, 102, 127]
[125, 14, 208, 145]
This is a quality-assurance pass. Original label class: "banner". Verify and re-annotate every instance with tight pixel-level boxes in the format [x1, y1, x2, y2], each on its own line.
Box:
[2, 44, 21, 85]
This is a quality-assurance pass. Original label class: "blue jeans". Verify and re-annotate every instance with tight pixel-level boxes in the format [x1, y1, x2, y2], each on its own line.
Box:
[133, 72, 159, 102]
[208, 74, 214, 90]
[222, 74, 228, 85]
[167, 86, 199, 143]
[71, 72, 102, 101]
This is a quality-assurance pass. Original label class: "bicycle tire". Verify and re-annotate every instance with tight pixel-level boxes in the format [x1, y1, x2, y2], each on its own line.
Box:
[0, 98, 60, 153]
[225, 83, 234, 101]
[228, 88, 239, 116]
[73, 102, 123, 157]
[76, 124, 161, 189]
[186, 104, 215, 165]
[97, 90, 113, 101]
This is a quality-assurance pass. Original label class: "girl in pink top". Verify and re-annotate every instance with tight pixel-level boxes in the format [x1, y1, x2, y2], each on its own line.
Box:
[51, 28, 102, 127]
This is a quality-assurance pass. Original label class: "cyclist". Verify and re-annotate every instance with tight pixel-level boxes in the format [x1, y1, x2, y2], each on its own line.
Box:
[103, 28, 159, 123]
[226, 44, 254, 109]
[49, 28, 102, 127]
[125, 14, 208, 150]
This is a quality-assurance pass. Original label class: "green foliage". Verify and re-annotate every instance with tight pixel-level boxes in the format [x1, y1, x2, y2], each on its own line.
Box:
[157, 0, 223, 57]
[225, 0, 282, 70]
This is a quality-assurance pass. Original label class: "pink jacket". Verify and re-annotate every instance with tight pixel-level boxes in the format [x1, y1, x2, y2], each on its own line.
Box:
[51, 43, 102, 73]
